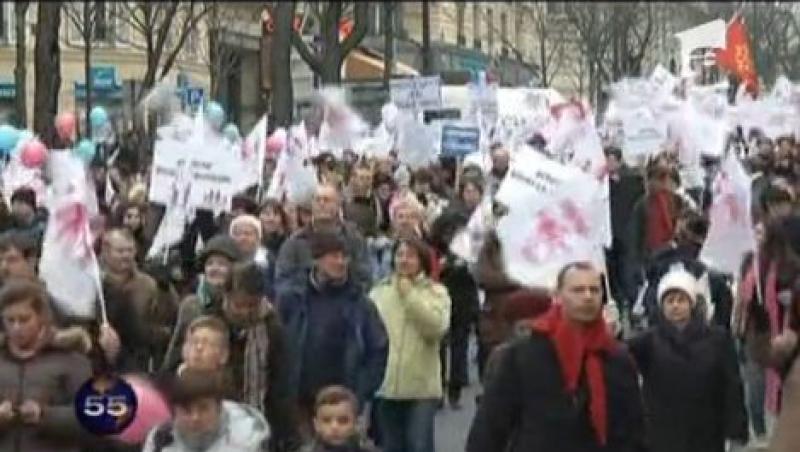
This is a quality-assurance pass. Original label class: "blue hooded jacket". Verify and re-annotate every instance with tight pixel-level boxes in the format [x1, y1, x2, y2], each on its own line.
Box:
[276, 268, 388, 407]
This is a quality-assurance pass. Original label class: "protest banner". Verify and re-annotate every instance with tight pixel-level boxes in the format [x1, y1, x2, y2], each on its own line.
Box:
[239, 115, 268, 191]
[495, 150, 585, 211]
[619, 106, 668, 162]
[390, 76, 442, 112]
[497, 170, 606, 288]
[148, 135, 240, 212]
[441, 124, 480, 157]
[700, 153, 755, 275]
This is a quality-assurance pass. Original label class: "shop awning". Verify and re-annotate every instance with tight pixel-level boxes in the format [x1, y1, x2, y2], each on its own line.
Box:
[344, 49, 419, 80]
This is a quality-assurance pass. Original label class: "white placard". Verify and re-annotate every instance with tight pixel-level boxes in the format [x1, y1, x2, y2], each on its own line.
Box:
[390, 76, 442, 112]
[619, 106, 668, 160]
[148, 136, 239, 212]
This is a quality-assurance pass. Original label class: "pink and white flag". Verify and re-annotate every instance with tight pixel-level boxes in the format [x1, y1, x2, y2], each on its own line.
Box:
[39, 151, 101, 319]
[497, 169, 606, 288]
[700, 154, 755, 275]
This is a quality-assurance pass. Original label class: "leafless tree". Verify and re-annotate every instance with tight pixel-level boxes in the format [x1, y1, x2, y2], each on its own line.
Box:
[114, 2, 211, 104]
[199, 2, 247, 100]
[13, 2, 28, 128]
[267, 2, 295, 127]
[564, 3, 613, 109]
[290, 2, 369, 84]
[522, 4, 567, 87]
[113, 1, 211, 140]
[63, 2, 101, 136]
[33, 2, 62, 146]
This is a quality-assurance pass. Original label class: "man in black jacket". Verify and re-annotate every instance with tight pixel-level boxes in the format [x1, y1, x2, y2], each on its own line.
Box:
[467, 262, 646, 452]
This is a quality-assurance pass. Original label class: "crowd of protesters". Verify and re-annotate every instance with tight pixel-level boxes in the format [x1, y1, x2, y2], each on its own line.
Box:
[0, 120, 798, 452]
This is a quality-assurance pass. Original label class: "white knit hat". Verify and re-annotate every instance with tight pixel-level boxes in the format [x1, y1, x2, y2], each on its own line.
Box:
[657, 268, 698, 307]
[229, 214, 263, 241]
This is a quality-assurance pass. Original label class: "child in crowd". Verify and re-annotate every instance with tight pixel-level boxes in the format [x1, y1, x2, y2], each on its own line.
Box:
[302, 385, 377, 452]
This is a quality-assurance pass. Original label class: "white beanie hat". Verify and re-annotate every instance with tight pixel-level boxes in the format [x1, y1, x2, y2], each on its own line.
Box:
[229, 214, 263, 241]
[657, 268, 698, 307]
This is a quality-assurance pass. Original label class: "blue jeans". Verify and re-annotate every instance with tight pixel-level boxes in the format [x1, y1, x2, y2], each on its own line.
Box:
[376, 399, 438, 452]
[743, 347, 767, 436]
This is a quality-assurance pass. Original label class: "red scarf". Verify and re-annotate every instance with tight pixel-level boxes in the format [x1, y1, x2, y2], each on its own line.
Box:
[529, 304, 617, 446]
[646, 191, 675, 253]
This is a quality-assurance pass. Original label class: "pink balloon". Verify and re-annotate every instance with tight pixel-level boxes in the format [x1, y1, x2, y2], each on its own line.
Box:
[20, 139, 47, 168]
[55, 112, 77, 141]
[266, 129, 287, 157]
[115, 374, 172, 445]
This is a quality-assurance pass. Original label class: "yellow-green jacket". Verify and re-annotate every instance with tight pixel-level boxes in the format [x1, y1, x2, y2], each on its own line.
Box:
[370, 274, 451, 400]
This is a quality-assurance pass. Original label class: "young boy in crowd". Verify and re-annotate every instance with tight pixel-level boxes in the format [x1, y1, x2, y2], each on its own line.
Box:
[302, 386, 377, 452]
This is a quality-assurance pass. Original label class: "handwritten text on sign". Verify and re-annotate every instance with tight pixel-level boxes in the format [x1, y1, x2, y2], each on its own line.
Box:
[390, 76, 442, 111]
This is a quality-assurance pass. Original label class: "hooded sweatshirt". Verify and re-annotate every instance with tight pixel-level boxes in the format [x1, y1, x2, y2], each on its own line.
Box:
[141, 400, 270, 452]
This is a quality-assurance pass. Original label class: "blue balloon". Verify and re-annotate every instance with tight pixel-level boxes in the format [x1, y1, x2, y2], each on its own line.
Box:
[74, 139, 96, 164]
[90, 106, 109, 129]
[223, 123, 240, 141]
[205, 101, 225, 129]
[11, 130, 34, 156]
[0, 125, 19, 152]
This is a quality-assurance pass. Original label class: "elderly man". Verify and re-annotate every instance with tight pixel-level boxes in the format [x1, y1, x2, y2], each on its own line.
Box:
[101, 228, 177, 371]
[467, 262, 645, 452]
[276, 183, 372, 293]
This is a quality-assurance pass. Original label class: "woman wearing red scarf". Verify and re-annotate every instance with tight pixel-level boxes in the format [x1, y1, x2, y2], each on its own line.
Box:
[467, 262, 646, 452]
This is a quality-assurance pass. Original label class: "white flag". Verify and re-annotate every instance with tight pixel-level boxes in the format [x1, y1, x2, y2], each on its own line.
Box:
[700, 154, 755, 275]
[450, 194, 493, 264]
[497, 171, 606, 288]
[39, 152, 101, 319]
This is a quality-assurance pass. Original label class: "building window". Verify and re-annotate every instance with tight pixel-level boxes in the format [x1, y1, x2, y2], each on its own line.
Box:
[394, 2, 405, 38]
[487, 8, 494, 54]
[0, 2, 17, 44]
[370, 3, 381, 36]
[472, 4, 480, 49]
[500, 12, 507, 48]
[456, 3, 465, 46]
[547, 2, 566, 17]
[0, 3, 6, 44]
[186, 28, 197, 56]
[94, 1, 108, 41]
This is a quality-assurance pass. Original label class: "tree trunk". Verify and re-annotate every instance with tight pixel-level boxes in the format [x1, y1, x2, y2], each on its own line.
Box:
[421, 0, 432, 75]
[13, 2, 27, 128]
[270, 1, 294, 127]
[383, 3, 394, 89]
[33, 2, 62, 147]
[209, 27, 220, 99]
[84, 2, 93, 138]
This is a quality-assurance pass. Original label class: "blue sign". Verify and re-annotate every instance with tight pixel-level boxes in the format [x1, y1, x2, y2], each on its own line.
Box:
[441, 124, 480, 157]
[91, 66, 117, 90]
[186, 88, 204, 107]
[74, 374, 138, 436]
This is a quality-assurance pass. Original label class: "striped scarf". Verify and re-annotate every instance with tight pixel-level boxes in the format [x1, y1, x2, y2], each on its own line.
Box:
[243, 300, 271, 414]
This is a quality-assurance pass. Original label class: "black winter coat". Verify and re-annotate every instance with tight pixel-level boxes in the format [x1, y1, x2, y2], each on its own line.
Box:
[627, 317, 748, 452]
[467, 331, 646, 452]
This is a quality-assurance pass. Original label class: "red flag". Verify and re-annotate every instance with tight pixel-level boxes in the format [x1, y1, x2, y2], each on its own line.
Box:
[715, 13, 758, 96]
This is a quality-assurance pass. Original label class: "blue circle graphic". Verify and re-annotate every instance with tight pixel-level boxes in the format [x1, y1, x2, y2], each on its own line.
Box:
[74, 374, 138, 436]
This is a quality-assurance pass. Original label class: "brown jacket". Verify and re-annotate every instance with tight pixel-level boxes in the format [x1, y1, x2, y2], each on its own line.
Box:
[476, 232, 551, 346]
[104, 270, 178, 369]
[0, 327, 93, 452]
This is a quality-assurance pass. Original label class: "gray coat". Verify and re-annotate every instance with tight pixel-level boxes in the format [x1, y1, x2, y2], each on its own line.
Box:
[0, 328, 93, 452]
